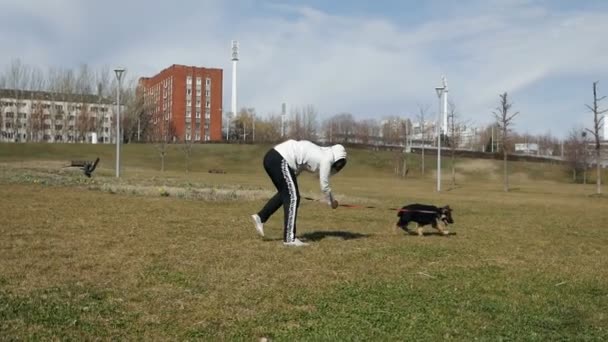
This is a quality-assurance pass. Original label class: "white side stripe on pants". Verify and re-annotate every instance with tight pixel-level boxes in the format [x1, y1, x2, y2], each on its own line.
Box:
[281, 159, 297, 242]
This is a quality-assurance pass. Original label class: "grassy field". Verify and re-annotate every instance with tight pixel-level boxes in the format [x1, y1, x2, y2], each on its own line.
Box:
[1, 143, 607, 340]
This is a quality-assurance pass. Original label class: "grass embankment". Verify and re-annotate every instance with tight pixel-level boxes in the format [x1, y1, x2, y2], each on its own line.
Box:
[0, 143, 607, 340]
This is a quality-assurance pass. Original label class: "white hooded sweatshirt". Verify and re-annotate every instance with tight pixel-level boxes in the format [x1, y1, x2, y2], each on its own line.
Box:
[274, 140, 347, 204]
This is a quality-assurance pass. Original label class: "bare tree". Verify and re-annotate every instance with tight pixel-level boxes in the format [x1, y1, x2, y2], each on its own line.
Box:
[93, 67, 112, 142]
[29, 93, 46, 142]
[28, 67, 47, 141]
[150, 117, 177, 172]
[55, 68, 76, 142]
[182, 137, 195, 172]
[356, 119, 379, 145]
[254, 113, 282, 143]
[331, 113, 356, 143]
[585, 81, 606, 195]
[400, 118, 411, 178]
[447, 101, 469, 186]
[416, 104, 430, 175]
[493, 92, 519, 192]
[232, 107, 256, 142]
[564, 127, 591, 183]
[301, 105, 318, 140]
[5, 59, 31, 142]
[122, 82, 152, 143]
[0, 94, 5, 142]
[287, 105, 318, 141]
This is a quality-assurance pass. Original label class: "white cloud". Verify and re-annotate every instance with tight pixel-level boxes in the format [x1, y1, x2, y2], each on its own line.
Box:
[1, 0, 607, 136]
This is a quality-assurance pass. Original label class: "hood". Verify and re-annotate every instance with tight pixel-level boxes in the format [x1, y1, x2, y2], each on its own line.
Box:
[330, 144, 347, 162]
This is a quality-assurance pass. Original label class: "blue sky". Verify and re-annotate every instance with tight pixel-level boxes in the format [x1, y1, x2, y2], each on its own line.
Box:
[1, 0, 608, 138]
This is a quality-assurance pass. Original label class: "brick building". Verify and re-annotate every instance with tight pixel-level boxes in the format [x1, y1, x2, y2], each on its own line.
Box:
[139, 64, 223, 142]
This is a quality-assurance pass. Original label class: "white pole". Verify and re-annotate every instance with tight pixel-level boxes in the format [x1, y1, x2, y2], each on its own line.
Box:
[116, 86, 120, 177]
[443, 79, 448, 138]
[230, 40, 239, 142]
[114, 68, 125, 178]
[435, 77, 447, 193]
[231, 59, 237, 117]
[281, 102, 286, 138]
[437, 92, 441, 192]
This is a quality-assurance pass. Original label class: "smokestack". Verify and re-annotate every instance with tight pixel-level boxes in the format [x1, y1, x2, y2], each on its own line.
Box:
[231, 40, 239, 117]
[281, 102, 286, 137]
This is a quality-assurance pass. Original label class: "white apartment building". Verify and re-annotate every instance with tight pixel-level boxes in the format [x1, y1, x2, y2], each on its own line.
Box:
[0, 89, 119, 143]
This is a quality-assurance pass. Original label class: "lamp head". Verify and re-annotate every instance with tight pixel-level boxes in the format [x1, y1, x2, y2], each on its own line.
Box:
[114, 68, 126, 82]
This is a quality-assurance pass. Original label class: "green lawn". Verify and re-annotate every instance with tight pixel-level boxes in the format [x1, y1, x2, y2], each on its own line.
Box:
[0, 143, 607, 340]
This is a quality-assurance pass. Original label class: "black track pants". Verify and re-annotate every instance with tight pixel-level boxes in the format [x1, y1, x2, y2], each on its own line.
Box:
[257, 148, 300, 242]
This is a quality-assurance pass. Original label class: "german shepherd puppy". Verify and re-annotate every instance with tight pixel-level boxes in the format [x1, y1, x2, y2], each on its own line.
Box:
[396, 204, 454, 236]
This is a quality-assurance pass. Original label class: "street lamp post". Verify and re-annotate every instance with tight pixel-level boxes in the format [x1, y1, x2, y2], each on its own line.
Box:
[435, 76, 448, 192]
[114, 68, 125, 178]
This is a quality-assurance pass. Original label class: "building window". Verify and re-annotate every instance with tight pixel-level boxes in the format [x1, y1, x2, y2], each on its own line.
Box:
[196, 89, 201, 96]
[186, 134, 191, 141]
[196, 100, 201, 108]
[187, 76, 192, 85]
[196, 110, 201, 119]
[205, 78, 211, 86]
[195, 133, 200, 141]
[196, 77, 202, 86]
[205, 90, 210, 97]
[187, 99, 192, 107]
[205, 100, 210, 108]
[187, 88, 192, 96]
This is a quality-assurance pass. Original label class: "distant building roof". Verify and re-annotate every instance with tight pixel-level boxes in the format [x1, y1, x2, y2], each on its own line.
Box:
[0, 88, 114, 105]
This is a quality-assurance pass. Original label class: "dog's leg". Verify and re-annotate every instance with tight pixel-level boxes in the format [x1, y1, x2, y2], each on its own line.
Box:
[416, 223, 423, 236]
[434, 219, 449, 236]
[394, 221, 409, 234]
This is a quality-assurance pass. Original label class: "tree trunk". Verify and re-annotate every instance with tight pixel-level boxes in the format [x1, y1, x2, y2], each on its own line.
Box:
[421, 148, 425, 175]
[597, 149, 602, 194]
[160, 150, 166, 172]
[584, 168, 587, 184]
[451, 150, 456, 186]
[503, 150, 509, 192]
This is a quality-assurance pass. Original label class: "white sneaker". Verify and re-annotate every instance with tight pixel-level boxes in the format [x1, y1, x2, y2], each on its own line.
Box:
[250, 214, 264, 237]
[283, 238, 309, 247]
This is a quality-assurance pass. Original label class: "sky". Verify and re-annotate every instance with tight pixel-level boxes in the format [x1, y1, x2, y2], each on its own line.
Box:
[1, 0, 608, 138]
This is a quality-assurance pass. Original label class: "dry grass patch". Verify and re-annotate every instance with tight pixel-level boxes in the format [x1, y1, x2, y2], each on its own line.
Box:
[1, 181, 607, 339]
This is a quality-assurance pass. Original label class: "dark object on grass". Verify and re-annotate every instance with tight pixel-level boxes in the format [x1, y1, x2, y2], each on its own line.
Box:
[396, 204, 454, 236]
[208, 169, 226, 174]
[70, 158, 100, 177]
